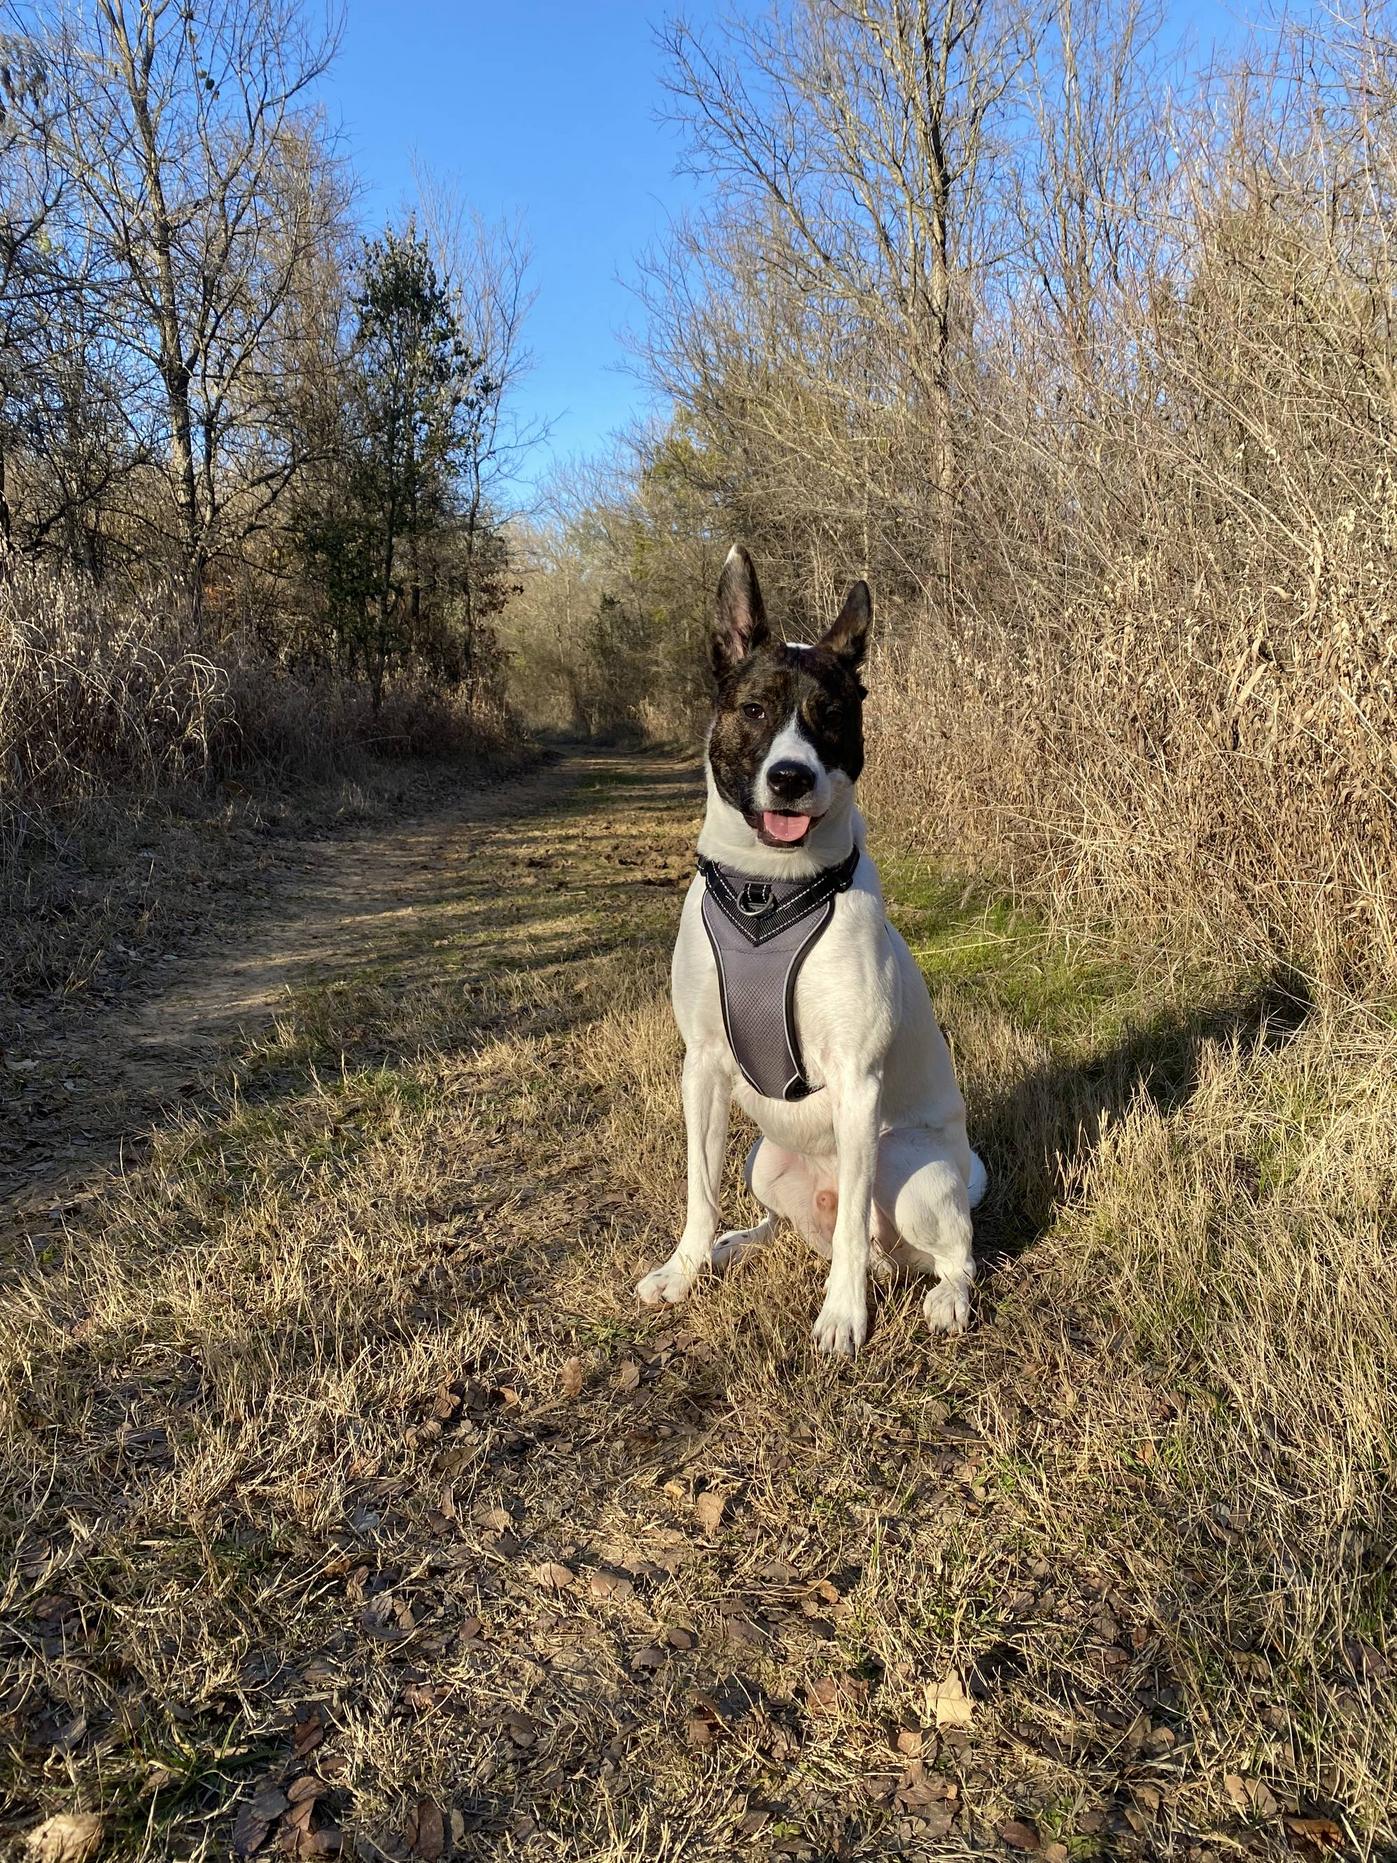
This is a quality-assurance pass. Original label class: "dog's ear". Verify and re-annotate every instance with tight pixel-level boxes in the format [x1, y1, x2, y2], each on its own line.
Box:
[818, 580, 872, 672]
[712, 545, 770, 680]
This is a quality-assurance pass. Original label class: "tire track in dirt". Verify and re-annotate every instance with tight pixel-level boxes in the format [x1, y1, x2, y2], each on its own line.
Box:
[0, 749, 619, 1246]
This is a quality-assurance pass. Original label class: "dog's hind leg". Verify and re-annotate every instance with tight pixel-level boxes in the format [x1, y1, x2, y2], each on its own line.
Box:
[874, 1130, 976, 1336]
[748, 1138, 837, 1259]
[709, 1141, 776, 1272]
[711, 1218, 774, 1273]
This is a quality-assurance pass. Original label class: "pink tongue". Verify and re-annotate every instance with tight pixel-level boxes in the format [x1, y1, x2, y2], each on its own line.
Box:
[763, 811, 811, 843]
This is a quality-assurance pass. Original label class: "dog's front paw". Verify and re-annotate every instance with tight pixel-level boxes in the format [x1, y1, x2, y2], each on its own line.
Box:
[812, 1288, 868, 1357]
[923, 1278, 971, 1336]
[636, 1257, 699, 1307]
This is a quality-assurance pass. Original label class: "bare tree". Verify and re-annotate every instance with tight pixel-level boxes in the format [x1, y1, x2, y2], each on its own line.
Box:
[1009, 0, 1171, 398]
[415, 173, 549, 676]
[5, 0, 342, 609]
[659, 0, 1038, 568]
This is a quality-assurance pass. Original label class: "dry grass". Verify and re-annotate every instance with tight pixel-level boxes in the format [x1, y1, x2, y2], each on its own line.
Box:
[2, 750, 1392, 1861]
[862, 538, 1397, 999]
[0, 566, 516, 1004]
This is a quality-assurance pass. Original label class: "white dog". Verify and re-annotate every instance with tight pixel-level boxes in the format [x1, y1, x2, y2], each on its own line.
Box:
[636, 546, 985, 1356]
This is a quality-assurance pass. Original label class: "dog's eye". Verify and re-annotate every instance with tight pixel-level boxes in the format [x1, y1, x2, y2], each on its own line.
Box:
[741, 702, 766, 722]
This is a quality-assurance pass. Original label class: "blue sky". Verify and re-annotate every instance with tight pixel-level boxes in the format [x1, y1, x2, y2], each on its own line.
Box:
[327, 0, 1238, 491]
[328, 1, 719, 487]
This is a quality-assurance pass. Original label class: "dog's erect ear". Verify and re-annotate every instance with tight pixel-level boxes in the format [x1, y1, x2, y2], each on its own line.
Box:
[712, 545, 770, 680]
[817, 580, 872, 671]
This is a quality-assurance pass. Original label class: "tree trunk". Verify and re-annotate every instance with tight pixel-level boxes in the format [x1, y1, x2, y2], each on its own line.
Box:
[0, 440, 12, 559]
[109, 2, 205, 611]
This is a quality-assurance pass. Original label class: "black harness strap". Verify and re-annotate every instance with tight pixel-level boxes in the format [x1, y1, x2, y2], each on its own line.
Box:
[698, 846, 860, 1101]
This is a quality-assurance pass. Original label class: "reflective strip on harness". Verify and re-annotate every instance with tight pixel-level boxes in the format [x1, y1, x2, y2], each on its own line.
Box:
[697, 847, 859, 1101]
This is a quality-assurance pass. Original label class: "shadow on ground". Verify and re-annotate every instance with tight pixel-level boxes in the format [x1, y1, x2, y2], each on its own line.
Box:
[967, 968, 1311, 1263]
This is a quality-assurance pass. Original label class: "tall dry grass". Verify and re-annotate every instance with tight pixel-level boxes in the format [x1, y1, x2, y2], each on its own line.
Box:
[0, 564, 514, 999]
[862, 63, 1397, 996]
[865, 519, 1397, 994]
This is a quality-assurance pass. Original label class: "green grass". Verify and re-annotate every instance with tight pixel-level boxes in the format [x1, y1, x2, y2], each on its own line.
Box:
[877, 850, 1182, 1052]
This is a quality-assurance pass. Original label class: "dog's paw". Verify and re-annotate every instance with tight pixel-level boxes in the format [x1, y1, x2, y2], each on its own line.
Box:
[923, 1278, 971, 1336]
[635, 1259, 698, 1306]
[812, 1289, 869, 1357]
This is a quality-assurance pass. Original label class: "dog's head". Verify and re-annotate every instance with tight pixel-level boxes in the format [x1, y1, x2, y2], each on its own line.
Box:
[705, 545, 871, 851]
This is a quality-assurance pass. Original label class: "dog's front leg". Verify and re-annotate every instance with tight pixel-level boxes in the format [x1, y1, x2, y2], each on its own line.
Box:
[812, 1073, 881, 1356]
[635, 1046, 729, 1306]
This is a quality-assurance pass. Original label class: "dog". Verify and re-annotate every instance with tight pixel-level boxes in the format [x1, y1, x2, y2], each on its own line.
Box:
[635, 546, 986, 1356]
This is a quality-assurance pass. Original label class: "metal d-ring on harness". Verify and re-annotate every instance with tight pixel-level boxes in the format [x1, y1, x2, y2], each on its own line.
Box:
[697, 845, 861, 1101]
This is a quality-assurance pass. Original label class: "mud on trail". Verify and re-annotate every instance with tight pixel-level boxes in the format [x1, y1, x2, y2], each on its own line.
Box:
[0, 750, 1378, 1862]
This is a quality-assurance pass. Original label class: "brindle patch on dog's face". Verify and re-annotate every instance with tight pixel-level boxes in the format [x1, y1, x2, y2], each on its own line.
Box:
[708, 642, 865, 822]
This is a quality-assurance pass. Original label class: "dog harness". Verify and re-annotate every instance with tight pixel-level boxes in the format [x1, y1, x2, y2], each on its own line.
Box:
[698, 847, 860, 1101]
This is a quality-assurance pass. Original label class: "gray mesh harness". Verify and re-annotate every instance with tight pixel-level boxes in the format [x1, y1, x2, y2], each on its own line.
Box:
[698, 847, 860, 1101]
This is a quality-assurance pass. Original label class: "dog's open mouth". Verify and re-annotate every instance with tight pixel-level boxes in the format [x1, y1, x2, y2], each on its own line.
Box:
[752, 809, 821, 847]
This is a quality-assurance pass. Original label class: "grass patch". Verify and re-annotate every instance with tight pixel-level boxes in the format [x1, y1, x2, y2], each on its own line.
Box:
[2, 749, 1392, 1861]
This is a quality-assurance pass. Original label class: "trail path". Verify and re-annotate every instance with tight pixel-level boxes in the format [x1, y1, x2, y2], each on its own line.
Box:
[1, 749, 639, 1246]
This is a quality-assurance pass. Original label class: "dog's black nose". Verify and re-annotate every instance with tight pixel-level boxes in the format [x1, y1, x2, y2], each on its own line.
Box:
[766, 760, 816, 801]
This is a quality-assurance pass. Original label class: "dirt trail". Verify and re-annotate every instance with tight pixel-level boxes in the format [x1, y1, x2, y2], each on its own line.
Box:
[0, 749, 614, 1242]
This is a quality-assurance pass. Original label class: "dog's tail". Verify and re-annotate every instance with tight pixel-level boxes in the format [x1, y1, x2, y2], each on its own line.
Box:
[967, 1149, 989, 1211]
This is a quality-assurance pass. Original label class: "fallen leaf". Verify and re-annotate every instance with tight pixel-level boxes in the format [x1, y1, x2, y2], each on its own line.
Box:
[532, 1562, 575, 1591]
[665, 1625, 695, 1650]
[615, 1359, 641, 1393]
[588, 1567, 634, 1601]
[25, 1815, 104, 1863]
[230, 1804, 271, 1858]
[1283, 1814, 1345, 1850]
[291, 1711, 324, 1760]
[1000, 1820, 1040, 1852]
[561, 1356, 584, 1398]
[925, 1669, 974, 1729]
[405, 1797, 444, 1861]
[1251, 1780, 1280, 1819]
[631, 1643, 667, 1671]
[694, 1490, 726, 1536]
[286, 1777, 327, 1808]
[805, 1674, 870, 1715]
[895, 1726, 924, 1756]
[1225, 1773, 1279, 1819]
